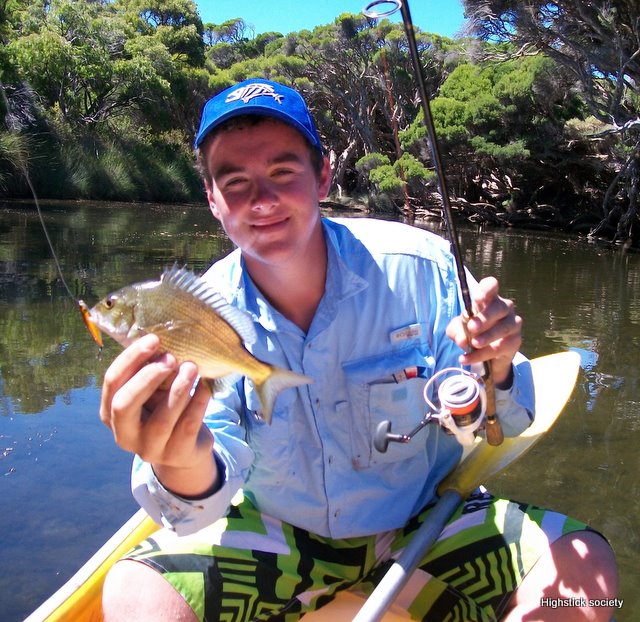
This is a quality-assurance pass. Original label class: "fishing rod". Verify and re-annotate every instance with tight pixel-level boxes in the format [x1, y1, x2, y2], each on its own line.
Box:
[363, 0, 504, 446]
[0, 83, 103, 349]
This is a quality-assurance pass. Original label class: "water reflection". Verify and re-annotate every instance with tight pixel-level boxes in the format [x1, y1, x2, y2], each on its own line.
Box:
[0, 202, 232, 419]
[0, 201, 233, 620]
[457, 226, 639, 619]
[1, 203, 638, 620]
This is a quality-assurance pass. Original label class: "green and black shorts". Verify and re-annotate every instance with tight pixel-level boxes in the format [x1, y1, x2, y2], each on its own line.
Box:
[124, 488, 591, 621]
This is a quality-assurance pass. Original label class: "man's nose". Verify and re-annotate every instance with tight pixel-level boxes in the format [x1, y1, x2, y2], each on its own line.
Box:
[251, 180, 278, 211]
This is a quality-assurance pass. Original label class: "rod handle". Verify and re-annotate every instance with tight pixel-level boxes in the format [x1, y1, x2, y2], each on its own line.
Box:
[462, 312, 504, 446]
[482, 362, 504, 446]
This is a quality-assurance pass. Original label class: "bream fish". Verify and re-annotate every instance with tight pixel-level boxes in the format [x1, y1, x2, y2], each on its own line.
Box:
[88, 265, 311, 423]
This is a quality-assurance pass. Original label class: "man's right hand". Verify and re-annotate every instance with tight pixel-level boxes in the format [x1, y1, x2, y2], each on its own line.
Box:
[99, 333, 219, 498]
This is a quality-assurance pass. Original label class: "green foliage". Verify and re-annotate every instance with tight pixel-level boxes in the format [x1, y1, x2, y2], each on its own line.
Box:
[399, 50, 585, 211]
[470, 136, 530, 160]
[0, 129, 30, 190]
[396, 152, 435, 185]
[356, 153, 401, 198]
[439, 63, 490, 102]
[356, 152, 435, 202]
[429, 97, 470, 142]
[0, 0, 633, 237]
[0, 0, 211, 200]
[355, 153, 391, 174]
[51, 128, 201, 202]
[8, 0, 173, 126]
[369, 164, 404, 195]
[115, 0, 205, 65]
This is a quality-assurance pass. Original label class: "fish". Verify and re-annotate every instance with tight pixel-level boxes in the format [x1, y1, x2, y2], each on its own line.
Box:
[88, 265, 311, 423]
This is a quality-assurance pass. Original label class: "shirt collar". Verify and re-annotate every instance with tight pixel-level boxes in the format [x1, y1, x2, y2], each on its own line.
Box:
[224, 219, 368, 335]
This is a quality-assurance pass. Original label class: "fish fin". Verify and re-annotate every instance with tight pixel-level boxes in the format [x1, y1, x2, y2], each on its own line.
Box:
[253, 368, 312, 425]
[203, 378, 220, 395]
[162, 265, 257, 344]
[203, 374, 242, 396]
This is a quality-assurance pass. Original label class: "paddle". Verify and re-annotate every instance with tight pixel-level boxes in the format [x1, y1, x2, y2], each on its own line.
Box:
[352, 350, 581, 622]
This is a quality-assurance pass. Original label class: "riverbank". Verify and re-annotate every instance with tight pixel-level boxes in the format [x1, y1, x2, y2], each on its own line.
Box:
[3, 194, 637, 252]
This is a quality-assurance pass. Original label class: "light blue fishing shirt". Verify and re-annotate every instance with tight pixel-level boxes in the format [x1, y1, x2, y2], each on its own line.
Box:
[132, 218, 534, 538]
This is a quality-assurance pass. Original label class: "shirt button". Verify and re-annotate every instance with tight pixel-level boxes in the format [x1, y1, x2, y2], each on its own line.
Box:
[328, 455, 334, 465]
[334, 509, 341, 518]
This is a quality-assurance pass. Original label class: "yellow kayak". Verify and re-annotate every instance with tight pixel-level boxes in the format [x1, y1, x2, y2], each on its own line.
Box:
[25, 352, 580, 622]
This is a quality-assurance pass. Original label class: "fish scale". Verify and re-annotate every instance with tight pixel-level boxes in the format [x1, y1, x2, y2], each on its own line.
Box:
[132, 278, 265, 379]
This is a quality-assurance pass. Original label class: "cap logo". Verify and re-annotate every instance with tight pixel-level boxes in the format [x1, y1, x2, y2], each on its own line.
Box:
[225, 83, 284, 105]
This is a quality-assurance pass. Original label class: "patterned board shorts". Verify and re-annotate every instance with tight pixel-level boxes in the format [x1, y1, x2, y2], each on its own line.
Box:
[124, 489, 592, 622]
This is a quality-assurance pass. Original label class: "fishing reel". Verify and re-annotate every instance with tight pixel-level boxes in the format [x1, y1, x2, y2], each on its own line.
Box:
[374, 368, 487, 453]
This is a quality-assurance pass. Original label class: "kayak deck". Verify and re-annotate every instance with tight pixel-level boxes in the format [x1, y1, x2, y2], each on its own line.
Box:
[25, 509, 158, 622]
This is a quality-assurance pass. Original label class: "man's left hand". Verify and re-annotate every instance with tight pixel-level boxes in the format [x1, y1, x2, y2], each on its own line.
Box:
[446, 276, 523, 387]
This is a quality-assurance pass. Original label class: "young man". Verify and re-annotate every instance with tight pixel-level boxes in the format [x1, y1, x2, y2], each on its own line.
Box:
[101, 79, 617, 621]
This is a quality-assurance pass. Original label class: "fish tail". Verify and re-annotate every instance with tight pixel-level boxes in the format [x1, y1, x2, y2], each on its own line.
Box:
[254, 367, 312, 424]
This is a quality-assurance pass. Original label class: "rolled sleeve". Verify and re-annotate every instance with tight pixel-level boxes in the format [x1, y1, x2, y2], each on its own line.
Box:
[132, 449, 248, 535]
[493, 352, 535, 437]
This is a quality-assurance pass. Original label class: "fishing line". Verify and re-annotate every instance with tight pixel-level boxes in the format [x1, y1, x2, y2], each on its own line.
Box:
[1, 83, 103, 348]
[363, 0, 503, 445]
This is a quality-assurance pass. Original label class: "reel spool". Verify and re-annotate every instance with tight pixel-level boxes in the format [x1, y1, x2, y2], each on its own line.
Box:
[374, 368, 487, 453]
[433, 371, 486, 446]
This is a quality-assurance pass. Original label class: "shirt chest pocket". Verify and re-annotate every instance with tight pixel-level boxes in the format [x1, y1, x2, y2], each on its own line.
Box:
[342, 345, 435, 468]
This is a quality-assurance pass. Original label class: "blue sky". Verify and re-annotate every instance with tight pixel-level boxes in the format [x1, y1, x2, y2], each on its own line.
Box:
[194, 1, 465, 39]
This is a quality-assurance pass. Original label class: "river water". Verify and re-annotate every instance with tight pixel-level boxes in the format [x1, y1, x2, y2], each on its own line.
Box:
[1, 201, 638, 620]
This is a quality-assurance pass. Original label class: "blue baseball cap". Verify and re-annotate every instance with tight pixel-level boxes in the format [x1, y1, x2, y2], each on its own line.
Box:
[194, 78, 323, 153]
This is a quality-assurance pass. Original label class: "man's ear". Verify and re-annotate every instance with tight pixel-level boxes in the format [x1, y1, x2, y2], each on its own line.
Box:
[317, 156, 332, 200]
[204, 180, 221, 220]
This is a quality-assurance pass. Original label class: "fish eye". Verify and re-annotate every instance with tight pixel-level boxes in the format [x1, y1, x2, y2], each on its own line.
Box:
[104, 296, 115, 309]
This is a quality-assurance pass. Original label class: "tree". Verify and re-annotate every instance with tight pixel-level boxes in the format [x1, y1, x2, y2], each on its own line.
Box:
[116, 0, 205, 66]
[274, 14, 453, 198]
[203, 17, 254, 46]
[8, 0, 172, 127]
[463, 0, 640, 244]
[399, 50, 591, 223]
[203, 18, 282, 71]
[114, 0, 207, 134]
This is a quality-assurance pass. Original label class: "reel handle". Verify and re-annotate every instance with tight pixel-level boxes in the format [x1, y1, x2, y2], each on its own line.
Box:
[374, 420, 407, 453]
[482, 361, 504, 446]
[374, 417, 431, 453]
